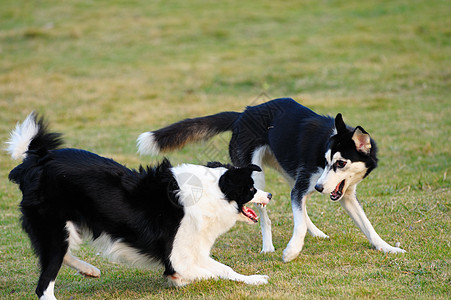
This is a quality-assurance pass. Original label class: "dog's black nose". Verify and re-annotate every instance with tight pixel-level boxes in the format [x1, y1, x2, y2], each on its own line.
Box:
[267, 193, 272, 200]
[315, 184, 323, 193]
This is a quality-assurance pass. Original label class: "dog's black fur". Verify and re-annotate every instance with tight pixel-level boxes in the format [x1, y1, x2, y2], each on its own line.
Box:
[9, 116, 184, 297]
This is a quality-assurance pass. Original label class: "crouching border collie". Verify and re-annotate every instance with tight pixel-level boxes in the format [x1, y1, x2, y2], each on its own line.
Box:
[6, 113, 271, 300]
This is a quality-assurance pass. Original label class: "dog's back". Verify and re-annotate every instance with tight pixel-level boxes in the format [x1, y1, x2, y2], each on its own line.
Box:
[228, 98, 336, 171]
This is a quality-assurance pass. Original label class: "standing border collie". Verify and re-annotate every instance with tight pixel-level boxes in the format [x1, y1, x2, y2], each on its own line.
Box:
[7, 113, 271, 300]
[137, 98, 406, 263]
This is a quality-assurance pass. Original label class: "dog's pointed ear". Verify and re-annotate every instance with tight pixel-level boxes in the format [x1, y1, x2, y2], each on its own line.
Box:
[352, 126, 371, 154]
[246, 164, 262, 173]
[335, 113, 347, 134]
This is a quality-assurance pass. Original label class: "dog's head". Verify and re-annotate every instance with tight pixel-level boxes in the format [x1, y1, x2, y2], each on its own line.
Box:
[208, 162, 272, 224]
[315, 114, 378, 201]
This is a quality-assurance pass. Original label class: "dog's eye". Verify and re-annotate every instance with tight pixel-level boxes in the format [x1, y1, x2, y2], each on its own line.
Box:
[250, 187, 255, 192]
[336, 160, 347, 168]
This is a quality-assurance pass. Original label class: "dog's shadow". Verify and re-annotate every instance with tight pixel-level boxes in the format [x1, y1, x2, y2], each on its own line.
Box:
[56, 266, 174, 298]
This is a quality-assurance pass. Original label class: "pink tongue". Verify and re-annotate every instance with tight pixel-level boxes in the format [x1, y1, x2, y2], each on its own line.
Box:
[243, 206, 258, 220]
[331, 181, 344, 199]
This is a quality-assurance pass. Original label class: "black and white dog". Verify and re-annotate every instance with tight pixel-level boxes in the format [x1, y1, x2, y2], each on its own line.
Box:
[7, 113, 271, 300]
[137, 98, 406, 263]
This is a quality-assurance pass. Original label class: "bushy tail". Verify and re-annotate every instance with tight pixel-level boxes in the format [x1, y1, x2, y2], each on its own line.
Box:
[6, 112, 63, 160]
[137, 111, 240, 155]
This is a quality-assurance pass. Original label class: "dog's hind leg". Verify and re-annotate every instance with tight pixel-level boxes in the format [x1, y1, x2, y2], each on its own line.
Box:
[23, 220, 68, 300]
[63, 221, 101, 278]
[256, 204, 274, 253]
[340, 185, 406, 253]
[63, 253, 101, 278]
[251, 146, 275, 253]
[35, 245, 66, 300]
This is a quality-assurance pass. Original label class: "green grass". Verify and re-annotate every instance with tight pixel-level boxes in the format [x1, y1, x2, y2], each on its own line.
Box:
[0, 0, 449, 298]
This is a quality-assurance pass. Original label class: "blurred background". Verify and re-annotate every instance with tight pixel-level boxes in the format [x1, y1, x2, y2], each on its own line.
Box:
[1, 0, 449, 298]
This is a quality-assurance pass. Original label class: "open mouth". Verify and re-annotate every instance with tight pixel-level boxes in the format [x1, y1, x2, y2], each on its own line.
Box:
[330, 180, 345, 201]
[241, 205, 259, 223]
[241, 191, 271, 223]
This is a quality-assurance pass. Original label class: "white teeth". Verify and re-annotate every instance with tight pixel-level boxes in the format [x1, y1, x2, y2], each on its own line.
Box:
[256, 203, 266, 208]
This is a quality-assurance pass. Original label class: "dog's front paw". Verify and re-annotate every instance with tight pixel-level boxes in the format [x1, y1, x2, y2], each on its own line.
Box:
[166, 273, 190, 287]
[380, 246, 406, 254]
[243, 275, 269, 285]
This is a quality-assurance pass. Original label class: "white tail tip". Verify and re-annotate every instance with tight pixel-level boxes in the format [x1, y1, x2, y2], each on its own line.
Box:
[6, 112, 39, 160]
[137, 132, 160, 156]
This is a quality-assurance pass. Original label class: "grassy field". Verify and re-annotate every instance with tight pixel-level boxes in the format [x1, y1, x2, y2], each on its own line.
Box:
[0, 0, 450, 298]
